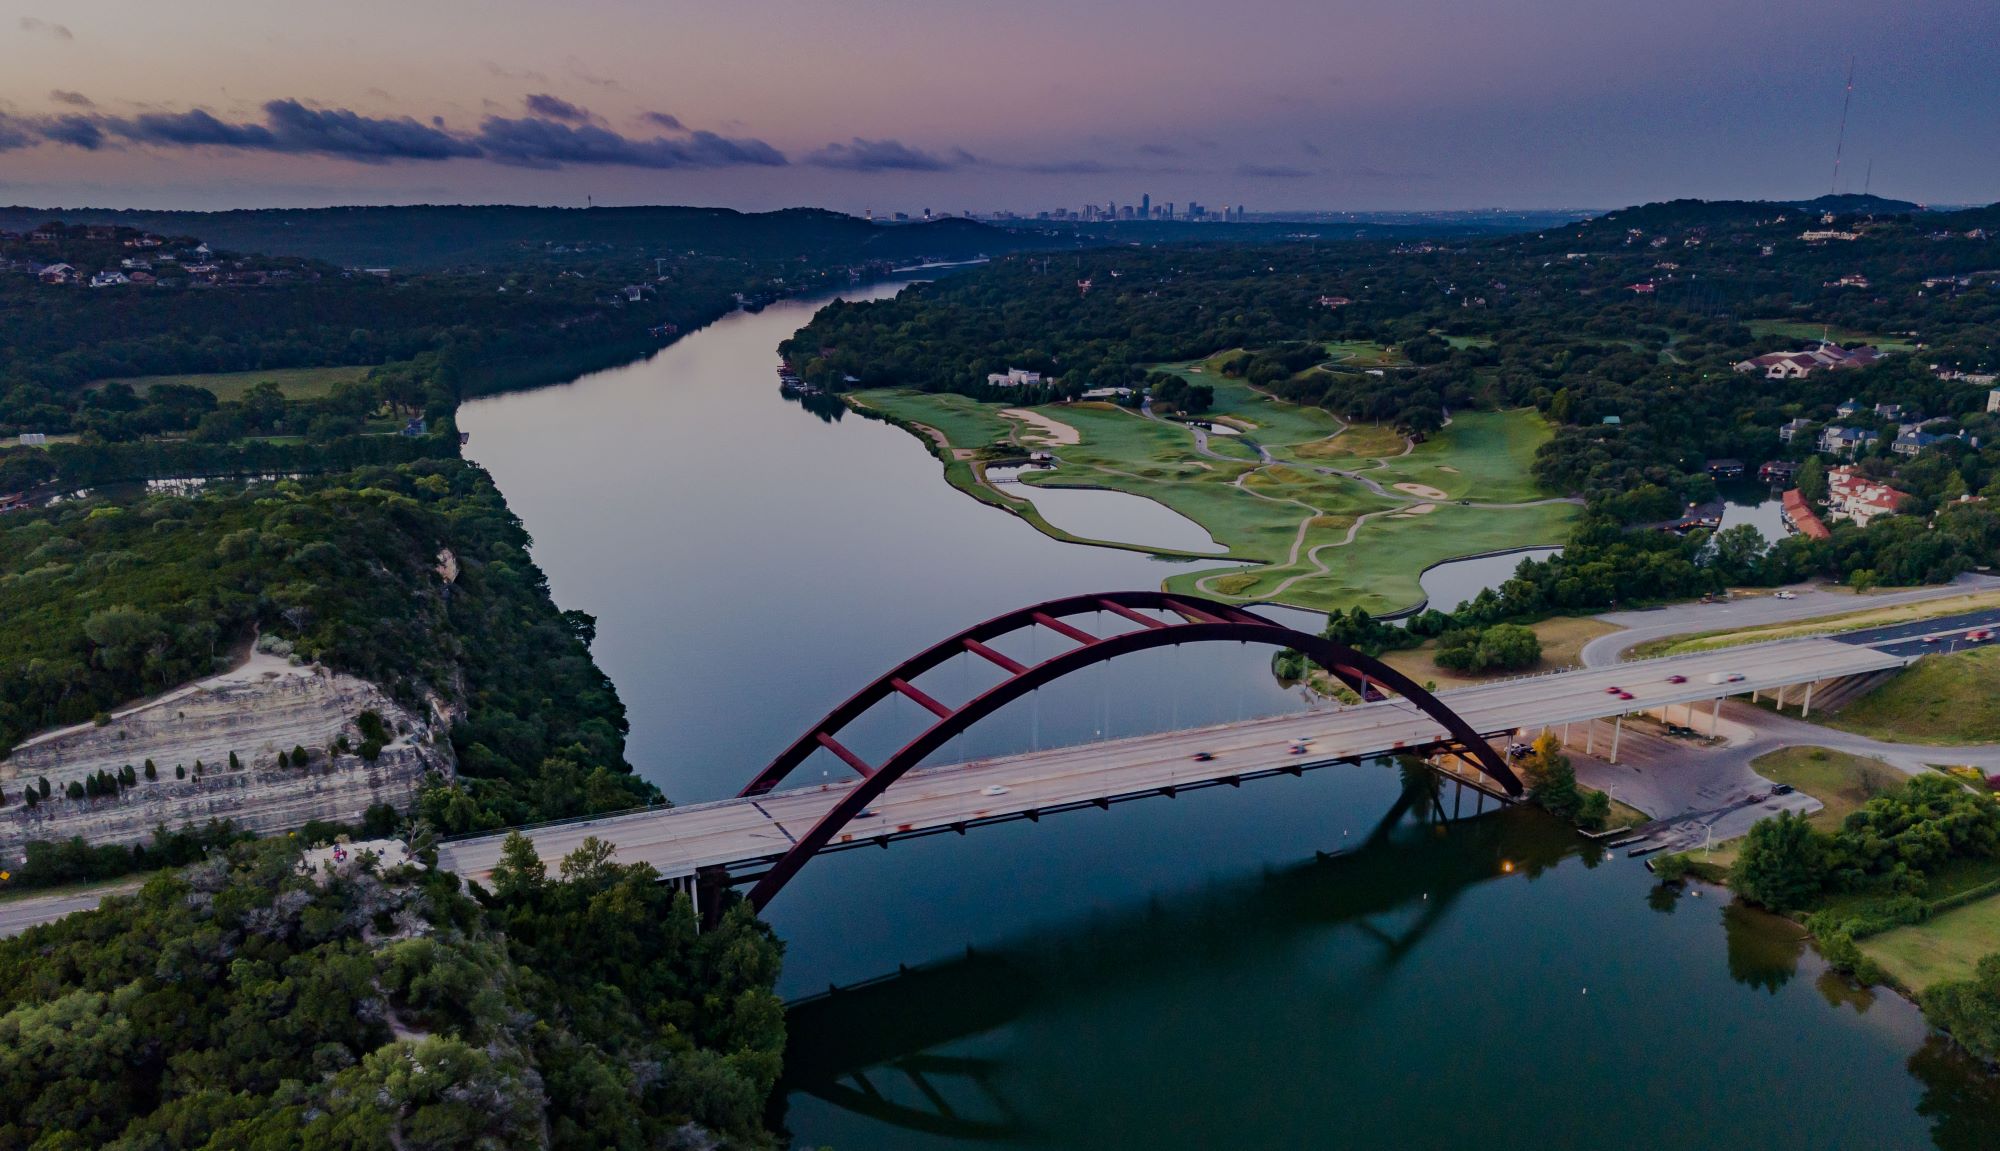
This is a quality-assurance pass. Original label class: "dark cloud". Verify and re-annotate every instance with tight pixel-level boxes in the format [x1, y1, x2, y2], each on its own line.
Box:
[641, 111, 687, 132]
[7, 95, 789, 171]
[1235, 163, 1315, 179]
[0, 115, 34, 151]
[523, 93, 590, 122]
[1135, 142, 1181, 157]
[97, 100, 478, 161]
[18, 17, 71, 41]
[806, 137, 954, 172]
[40, 115, 105, 150]
[49, 89, 94, 108]
[1298, 140, 1323, 158]
[474, 116, 786, 169]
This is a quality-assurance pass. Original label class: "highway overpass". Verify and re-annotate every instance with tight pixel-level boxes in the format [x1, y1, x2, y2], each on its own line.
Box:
[437, 635, 1905, 905]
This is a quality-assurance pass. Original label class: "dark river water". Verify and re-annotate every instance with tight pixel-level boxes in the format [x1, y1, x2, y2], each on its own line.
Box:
[458, 285, 2000, 1150]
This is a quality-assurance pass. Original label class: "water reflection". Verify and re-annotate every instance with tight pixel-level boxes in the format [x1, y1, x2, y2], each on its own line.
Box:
[1722, 899, 1807, 994]
[779, 791, 1581, 1144]
[1911, 1036, 2000, 1151]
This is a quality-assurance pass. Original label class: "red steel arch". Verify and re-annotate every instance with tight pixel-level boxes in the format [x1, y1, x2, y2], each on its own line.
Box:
[739, 591, 1518, 911]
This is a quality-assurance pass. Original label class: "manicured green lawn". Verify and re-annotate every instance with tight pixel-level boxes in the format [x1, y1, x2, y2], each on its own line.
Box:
[96, 365, 378, 402]
[1860, 883, 2000, 991]
[1361, 410, 1556, 504]
[1748, 746, 1908, 832]
[851, 389, 1020, 450]
[858, 381, 1576, 613]
[1823, 647, 2000, 745]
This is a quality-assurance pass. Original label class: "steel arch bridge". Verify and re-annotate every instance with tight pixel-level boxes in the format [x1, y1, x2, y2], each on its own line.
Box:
[734, 591, 1520, 912]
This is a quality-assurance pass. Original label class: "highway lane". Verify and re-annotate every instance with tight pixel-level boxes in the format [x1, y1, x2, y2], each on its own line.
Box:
[437, 636, 1904, 886]
[1833, 606, 2000, 658]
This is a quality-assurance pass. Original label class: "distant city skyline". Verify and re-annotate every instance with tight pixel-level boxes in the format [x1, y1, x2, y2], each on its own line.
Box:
[0, 0, 1995, 211]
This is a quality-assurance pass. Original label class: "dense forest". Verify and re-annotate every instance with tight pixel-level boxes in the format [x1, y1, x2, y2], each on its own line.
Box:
[0, 833, 786, 1149]
[0, 459, 652, 829]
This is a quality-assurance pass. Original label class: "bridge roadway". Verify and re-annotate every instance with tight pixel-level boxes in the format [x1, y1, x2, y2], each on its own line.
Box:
[437, 636, 1905, 889]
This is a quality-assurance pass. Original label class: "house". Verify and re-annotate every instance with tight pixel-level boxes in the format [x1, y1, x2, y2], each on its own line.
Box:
[1824, 273, 1871, 289]
[1734, 344, 1881, 379]
[1836, 398, 1864, 418]
[18, 433, 47, 446]
[1705, 458, 1745, 480]
[1781, 489, 1830, 540]
[1892, 428, 1977, 457]
[1826, 466, 1910, 528]
[1873, 402, 1914, 422]
[1316, 295, 1351, 309]
[1759, 460, 1800, 483]
[1818, 425, 1880, 456]
[1626, 282, 1656, 294]
[985, 368, 1043, 388]
[1777, 417, 1814, 444]
[399, 417, 428, 437]
[37, 262, 75, 284]
[1987, 387, 2000, 414]
[89, 270, 130, 288]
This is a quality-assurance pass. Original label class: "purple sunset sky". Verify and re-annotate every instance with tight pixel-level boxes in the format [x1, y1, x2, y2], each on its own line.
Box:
[0, 0, 1994, 211]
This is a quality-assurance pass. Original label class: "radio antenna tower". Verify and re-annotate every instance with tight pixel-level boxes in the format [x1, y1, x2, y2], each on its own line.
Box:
[1829, 56, 1855, 195]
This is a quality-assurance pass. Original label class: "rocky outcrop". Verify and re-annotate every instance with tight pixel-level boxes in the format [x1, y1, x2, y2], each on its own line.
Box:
[0, 653, 452, 860]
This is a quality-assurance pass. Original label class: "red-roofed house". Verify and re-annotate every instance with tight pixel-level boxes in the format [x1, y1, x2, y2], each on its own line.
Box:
[1781, 489, 1830, 540]
[1826, 466, 1910, 528]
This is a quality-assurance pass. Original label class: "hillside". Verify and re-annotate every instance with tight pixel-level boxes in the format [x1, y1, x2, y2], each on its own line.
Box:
[0, 204, 1032, 269]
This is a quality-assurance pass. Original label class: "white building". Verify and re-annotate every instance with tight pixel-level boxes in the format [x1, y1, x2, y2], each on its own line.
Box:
[986, 368, 1043, 388]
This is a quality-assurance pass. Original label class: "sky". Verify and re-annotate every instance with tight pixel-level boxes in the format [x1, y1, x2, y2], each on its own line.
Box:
[0, 0, 1995, 213]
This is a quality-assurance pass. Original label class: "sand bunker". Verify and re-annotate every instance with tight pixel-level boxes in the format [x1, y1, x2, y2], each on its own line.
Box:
[1003, 408, 1081, 446]
[1393, 482, 1450, 500]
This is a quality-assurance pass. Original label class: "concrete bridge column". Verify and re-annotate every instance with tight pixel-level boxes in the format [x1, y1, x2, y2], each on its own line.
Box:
[1711, 696, 1722, 737]
[1801, 680, 1816, 719]
[1609, 715, 1624, 764]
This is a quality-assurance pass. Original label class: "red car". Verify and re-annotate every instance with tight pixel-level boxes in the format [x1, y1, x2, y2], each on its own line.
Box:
[1666, 674, 1687, 684]
[1616, 691, 1635, 701]
[1605, 686, 1623, 694]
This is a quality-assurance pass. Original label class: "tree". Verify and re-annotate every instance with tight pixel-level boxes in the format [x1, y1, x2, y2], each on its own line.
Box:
[278, 749, 290, 768]
[1797, 456, 1828, 504]
[293, 744, 310, 765]
[143, 760, 156, 781]
[38, 777, 50, 799]
[1732, 810, 1828, 911]
[1920, 954, 2000, 1063]
[1521, 735, 1583, 821]
[174, 764, 185, 779]
[228, 750, 241, 770]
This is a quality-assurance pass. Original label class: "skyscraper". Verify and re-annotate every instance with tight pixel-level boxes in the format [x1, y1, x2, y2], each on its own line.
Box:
[1141, 193, 1151, 219]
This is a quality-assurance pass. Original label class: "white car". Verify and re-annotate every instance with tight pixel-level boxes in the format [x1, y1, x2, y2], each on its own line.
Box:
[981, 784, 1009, 797]
[1774, 590, 1797, 600]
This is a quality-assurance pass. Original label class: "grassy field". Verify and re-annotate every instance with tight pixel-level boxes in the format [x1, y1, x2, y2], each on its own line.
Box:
[1748, 746, 1908, 832]
[1823, 647, 2000, 744]
[1861, 893, 2000, 991]
[855, 376, 1576, 613]
[96, 365, 377, 402]
[1746, 319, 1919, 354]
[1628, 589, 2000, 659]
[1321, 340, 1405, 368]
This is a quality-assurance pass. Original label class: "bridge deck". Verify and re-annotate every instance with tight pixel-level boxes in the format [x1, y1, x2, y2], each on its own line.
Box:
[437, 638, 1903, 886]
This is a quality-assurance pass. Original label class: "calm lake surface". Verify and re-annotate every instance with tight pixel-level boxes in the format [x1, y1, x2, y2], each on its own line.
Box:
[459, 286, 2000, 1150]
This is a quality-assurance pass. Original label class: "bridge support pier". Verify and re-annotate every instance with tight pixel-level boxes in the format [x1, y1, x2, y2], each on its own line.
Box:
[1609, 716, 1624, 764]
[1801, 680, 1815, 718]
[695, 866, 734, 931]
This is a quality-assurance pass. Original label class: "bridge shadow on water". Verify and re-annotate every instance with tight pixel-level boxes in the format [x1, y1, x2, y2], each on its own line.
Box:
[773, 769, 1590, 1142]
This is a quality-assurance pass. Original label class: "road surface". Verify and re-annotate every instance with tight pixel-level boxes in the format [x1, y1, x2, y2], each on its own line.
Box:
[436, 637, 1902, 889]
[1580, 574, 2000, 667]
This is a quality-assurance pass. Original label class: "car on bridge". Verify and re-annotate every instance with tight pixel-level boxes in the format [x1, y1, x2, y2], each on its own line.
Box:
[1666, 674, 1688, 684]
[1192, 751, 1215, 762]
